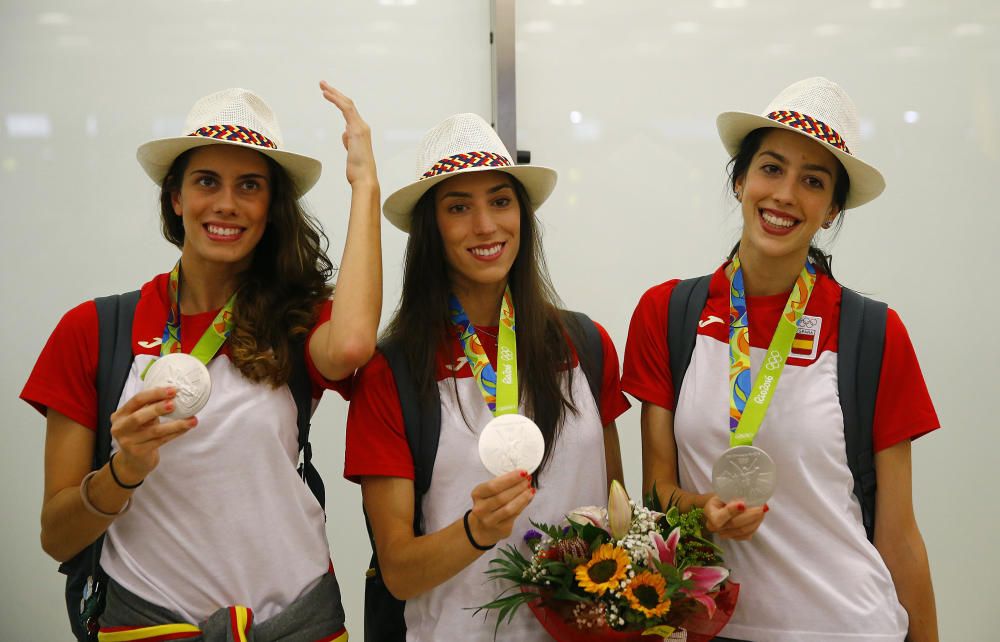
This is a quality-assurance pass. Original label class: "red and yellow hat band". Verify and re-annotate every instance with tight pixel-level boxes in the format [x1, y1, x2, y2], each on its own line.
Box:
[766, 110, 850, 155]
[186, 124, 278, 150]
[421, 151, 511, 180]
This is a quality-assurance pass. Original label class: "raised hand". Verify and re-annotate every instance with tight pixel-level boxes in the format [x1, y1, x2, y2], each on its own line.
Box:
[319, 80, 377, 187]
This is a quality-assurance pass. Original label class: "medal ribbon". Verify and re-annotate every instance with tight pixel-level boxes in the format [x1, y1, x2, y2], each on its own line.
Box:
[448, 286, 518, 415]
[728, 257, 817, 447]
[159, 260, 237, 364]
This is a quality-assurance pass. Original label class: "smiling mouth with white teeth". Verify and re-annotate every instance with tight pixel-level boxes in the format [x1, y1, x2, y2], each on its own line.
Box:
[469, 242, 505, 259]
[760, 210, 799, 229]
[206, 224, 244, 238]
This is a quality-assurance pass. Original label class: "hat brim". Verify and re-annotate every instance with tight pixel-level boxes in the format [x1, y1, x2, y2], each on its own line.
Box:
[716, 111, 885, 210]
[136, 136, 322, 196]
[382, 164, 558, 233]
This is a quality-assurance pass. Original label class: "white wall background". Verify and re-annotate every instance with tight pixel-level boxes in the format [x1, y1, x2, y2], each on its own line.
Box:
[1, 1, 995, 639]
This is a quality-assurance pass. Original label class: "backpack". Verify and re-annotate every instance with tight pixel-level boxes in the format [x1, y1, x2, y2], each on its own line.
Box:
[362, 310, 606, 642]
[60, 290, 322, 642]
[666, 275, 888, 543]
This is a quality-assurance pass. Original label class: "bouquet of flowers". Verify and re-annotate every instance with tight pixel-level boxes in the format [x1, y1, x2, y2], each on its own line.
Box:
[478, 481, 738, 641]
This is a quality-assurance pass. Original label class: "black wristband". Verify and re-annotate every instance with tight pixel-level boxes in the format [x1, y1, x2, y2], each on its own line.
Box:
[109, 452, 144, 490]
[463, 509, 495, 551]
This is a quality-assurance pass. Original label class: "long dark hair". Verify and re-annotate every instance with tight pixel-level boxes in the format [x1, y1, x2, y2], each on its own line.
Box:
[159, 147, 334, 387]
[380, 176, 577, 479]
[726, 127, 850, 280]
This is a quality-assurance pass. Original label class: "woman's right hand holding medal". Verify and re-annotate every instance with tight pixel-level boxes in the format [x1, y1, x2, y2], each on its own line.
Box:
[466, 470, 536, 548]
[109, 387, 198, 486]
[703, 496, 769, 541]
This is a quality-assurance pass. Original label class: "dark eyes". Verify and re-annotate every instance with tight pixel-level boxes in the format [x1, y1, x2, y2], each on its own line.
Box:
[193, 176, 261, 191]
[446, 196, 513, 214]
[758, 164, 825, 189]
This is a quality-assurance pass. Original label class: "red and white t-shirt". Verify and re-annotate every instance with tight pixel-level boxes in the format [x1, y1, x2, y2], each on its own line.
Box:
[345, 318, 630, 642]
[21, 273, 350, 624]
[623, 264, 940, 642]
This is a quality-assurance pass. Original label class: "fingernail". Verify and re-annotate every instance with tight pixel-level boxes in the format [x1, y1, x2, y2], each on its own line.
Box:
[530, 488, 536, 496]
[164, 401, 174, 411]
[737, 502, 746, 512]
[189, 417, 198, 427]
[519, 471, 528, 478]
[763, 504, 770, 513]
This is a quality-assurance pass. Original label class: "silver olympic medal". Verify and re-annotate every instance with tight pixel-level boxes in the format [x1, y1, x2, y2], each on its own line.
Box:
[711, 445, 776, 507]
[143, 353, 212, 420]
[478, 414, 545, 477]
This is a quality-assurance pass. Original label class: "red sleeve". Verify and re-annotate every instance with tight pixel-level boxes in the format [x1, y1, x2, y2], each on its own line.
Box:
[872, 309, 940, 452]
[343, 351, 415, 484]
[20, 301, 100, 431]
[622, 280, 680, 410]
[592, 321, 631, 426]
[304, 299, 352, 400]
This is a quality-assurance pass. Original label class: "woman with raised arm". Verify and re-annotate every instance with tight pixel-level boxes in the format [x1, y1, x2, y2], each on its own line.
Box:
[345, 113, 630, 641]
[22, 82, 381, 641]
[623, 77, 939, 642]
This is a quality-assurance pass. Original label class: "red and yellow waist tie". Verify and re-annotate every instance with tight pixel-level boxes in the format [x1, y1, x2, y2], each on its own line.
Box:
[98, 606, 347, 642]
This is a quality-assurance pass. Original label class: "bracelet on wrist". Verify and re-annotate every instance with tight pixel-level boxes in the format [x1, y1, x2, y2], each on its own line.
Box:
[463, 509, 495, 551]
[109, 452, 144, 490]
[80, 470, 131, 518]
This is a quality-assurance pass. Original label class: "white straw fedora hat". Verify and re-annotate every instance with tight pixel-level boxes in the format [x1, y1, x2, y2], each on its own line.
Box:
[716, 77, 885, 209]
[383, 113, 557, 232]
[137, 88, 322, 195]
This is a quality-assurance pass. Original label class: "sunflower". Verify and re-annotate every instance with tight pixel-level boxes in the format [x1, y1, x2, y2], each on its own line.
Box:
[623, 571, 672, 618]
[574, 543, 630, 595]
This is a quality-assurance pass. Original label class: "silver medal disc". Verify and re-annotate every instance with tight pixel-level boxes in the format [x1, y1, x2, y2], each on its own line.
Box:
[143, 353, 212, 420]
[711, 445, 776, 507]
[478, 414, 545, 477]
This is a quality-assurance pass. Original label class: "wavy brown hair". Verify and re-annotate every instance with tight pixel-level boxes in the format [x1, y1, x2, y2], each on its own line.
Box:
[159, 147, 334, 387]
[381, 176, 582, 480]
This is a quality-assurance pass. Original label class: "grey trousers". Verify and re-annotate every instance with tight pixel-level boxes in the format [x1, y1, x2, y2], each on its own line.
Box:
[100, 573, 347, 642]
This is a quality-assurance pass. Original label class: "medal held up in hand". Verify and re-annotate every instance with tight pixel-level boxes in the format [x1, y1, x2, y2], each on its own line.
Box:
[448, 288, 545, 476]
[142, 260, 235, 420]
[143, 353, 212, 420]
[711, 258, 817, 506]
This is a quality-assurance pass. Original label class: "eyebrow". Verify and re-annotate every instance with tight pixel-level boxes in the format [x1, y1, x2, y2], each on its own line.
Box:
[189, 168, 270, 182]
[439, 182, 514, 199]
[759, 150, 834, 177]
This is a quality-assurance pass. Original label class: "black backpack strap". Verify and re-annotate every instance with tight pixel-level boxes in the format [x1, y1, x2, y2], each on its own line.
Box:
[288, 341, 324, 511]
[838, 287, 887, 543]
[560, 310, 604, 412]
[61, 290, 140, 642]
[95, 290, 141, 467]
[667, 276, 711, 408]
[362, 340, 441, 642]
[380, 340, 441, 509]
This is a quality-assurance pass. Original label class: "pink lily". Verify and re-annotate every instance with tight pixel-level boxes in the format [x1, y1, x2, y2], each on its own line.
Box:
[607, 480, 632, 541]
[648, 527, 680, 567]
[680, 566, 730, 619]
[566, 506, 608, 532]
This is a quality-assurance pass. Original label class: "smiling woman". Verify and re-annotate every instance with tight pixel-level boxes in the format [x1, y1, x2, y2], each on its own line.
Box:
[623, 77, 940, 642]
[345, 113, 631, 641]
[20, 84, 382, 641]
